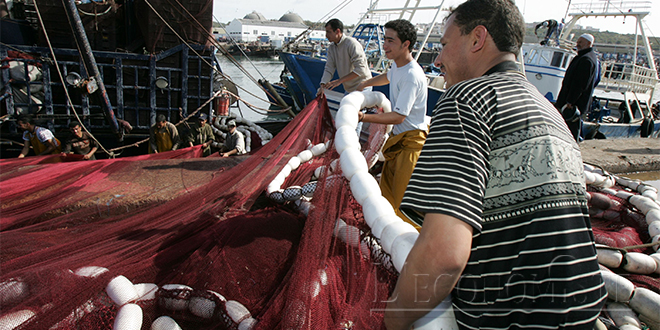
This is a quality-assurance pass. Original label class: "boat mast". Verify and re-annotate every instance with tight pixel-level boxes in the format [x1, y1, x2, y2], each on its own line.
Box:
[61, 0, 121, 137]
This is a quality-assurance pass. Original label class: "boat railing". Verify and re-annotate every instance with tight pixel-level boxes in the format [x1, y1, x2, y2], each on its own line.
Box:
[1, 43, 216, 133]
[599, 61, 659, 95]
[569, 1, 652, 15]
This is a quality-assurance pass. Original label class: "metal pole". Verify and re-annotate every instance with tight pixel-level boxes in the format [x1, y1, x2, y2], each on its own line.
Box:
[61, 0, 121, 137]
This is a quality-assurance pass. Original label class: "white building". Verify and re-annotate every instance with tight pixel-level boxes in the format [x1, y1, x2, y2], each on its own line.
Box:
[225, 11, 312, 43]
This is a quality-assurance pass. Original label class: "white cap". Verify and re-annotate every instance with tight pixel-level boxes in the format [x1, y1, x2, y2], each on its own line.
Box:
[579, 33, 595, 44]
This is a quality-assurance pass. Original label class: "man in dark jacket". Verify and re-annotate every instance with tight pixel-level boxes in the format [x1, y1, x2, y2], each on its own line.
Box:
[555, 33, 599, 141]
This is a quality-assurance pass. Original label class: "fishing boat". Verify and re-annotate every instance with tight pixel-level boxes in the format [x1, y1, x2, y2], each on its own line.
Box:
[521, 0, 659, 139]
[0, 0, 280, 159]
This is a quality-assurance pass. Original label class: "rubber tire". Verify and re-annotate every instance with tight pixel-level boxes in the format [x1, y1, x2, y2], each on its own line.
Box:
[640, 117, 653, 138]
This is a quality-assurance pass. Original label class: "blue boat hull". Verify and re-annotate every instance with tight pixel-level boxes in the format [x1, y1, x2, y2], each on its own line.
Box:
[279, 52, 442, 115]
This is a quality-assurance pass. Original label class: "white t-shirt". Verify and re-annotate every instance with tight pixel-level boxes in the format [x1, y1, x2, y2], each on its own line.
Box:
[23, 126, 58, 145]
[386, 61, 428, 136]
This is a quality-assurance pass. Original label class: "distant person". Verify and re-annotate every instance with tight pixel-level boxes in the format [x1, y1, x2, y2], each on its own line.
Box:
[62, 121, 98, 160]
[219, 120, 245, 157]
[318, 18, 372, 95]
[149, 114, 180, 153]
[386, 1, 606, 329]
[16, 114, 61, 158]
[534, 19, 558, 45]
[555, 33, 599, 141]
[185, 113, 216, 156]
[355, 19, 428, 227]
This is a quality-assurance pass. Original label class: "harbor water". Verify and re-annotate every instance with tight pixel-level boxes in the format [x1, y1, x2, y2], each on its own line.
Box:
[216, 55, 286, 123]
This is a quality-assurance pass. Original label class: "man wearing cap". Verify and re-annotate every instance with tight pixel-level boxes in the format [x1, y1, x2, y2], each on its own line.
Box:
[555, 33, 599, 141]
[219, 120, 245, 157]
[185, 113, 215, 156]
[149, 114, 180, 153]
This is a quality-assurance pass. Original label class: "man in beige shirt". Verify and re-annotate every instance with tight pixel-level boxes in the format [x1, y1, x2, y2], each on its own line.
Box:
[318, 19, 372, 95]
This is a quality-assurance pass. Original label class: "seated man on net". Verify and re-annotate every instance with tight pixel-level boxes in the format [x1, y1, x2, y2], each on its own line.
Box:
[219, 120, 245, 158]
[62, 121, 99, 160]
[185, 113, 215, 156]
[16, 114, 62, 158]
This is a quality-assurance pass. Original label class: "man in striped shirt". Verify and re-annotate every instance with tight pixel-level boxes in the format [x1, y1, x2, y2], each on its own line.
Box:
[384, 0, 606, 329]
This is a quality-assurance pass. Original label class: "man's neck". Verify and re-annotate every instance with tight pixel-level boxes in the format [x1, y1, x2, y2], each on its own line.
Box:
[393, 52, 414, 68]
[334, 34, 343, 45]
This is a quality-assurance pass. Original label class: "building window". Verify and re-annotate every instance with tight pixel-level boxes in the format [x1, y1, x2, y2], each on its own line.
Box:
[244, 32, 249, 34]
[287, 32, 292, 36]
[271, 31, 275, 35]
[253, 30, 258, 35]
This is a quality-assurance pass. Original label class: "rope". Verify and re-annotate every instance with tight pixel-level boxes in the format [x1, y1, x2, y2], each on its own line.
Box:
[597, 241, 660, 253]
[106, 90, 221, 152]
[223, 90, 292, 115]
[32, 0, 114, 157]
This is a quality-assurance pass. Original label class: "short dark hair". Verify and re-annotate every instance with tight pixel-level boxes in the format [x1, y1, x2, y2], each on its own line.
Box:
[16, 114, 34, 125]
[69, 121, 81, 128]
[325, 18, 343, 33]
[448, 0, 524, 54]
[156, 114, 167, 123]
[384, 19, 417, 52]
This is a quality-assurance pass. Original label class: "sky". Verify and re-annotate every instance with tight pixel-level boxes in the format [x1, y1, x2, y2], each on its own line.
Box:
[213, 0, 660, 37]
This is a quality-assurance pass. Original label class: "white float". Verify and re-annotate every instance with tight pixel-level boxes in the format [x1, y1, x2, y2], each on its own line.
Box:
[134, 283, 158, 301]
[0, 309, 35, 330]
[349, 171, 380, 205]
[628, 287, 660, 323]
[151, 316, 181, 330]
[106, 275, 139, 306]
[113, 304, 142, 330]
[225, 300, 251, 324]
[74, 266, 109, 278]
[600, 270, 635, 302]
[159, 284, 192, 311]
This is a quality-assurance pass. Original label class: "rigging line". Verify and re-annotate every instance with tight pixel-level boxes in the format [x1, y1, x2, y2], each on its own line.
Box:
[318, 0, 354, 24]
[106, 90, 221, 152]
[33, 0, 113, 157]
[224, 90, 293, 114]
[141, 0, 220, 76]
[154, 0, 277, 103]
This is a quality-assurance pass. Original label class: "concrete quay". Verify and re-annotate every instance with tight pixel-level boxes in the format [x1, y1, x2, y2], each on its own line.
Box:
[579, 138, 660, 174]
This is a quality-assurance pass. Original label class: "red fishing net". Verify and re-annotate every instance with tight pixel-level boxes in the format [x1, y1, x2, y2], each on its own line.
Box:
[588, 189, 660, 294]
[0, 94, 394, 330]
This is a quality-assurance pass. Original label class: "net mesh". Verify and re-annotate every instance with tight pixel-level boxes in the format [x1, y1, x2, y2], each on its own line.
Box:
[0, 94, 393, 330]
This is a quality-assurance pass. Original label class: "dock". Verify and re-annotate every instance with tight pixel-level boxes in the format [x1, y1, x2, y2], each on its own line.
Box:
[579, 138, 660, 174]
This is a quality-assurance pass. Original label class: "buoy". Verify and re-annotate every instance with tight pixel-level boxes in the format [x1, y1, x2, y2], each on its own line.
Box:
[648, 220, 660, 237]
[336, 225, 361, 248]
[134, 283, 158, 301]
[106, 275, 139, 306]
[370, 214, 401, 238]
[74, 266, 109, 278]
[628, 287, 660, 323]
[113, 304, 142, 330]
[238, 317, 258, 330]
[380, 221, 418, 254]
[339, 148, 367, 180]
[0, 279, 28, 306]
[391, 231, 419, 272]
[287, 157, 301, 171]
[150, 316, 181, 330]
[362, 195, 395, 227]
[606, 302, 641, 328]
[334, 126, 361, 155]
[189, 295, 218, 319]
[158, 284, 192, 311]
[0, 309, 35, 330]
[297, 149, 314, 163]
[600, 270, 634, 302]
[225, 300, 251, 324]
[349, 171, 380, 205]
[646, 209, 660, 226]
[310, 143, 327, 156]
[596, 247, 623, 268]
[622, 252, 658, 274]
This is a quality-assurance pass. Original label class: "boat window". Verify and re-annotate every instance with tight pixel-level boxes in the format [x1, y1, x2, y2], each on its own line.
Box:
[551, 52, 563, 67]
[525, 49, 538, 64]
[539, 50, 552, 66]
[562, 55, 570, 68]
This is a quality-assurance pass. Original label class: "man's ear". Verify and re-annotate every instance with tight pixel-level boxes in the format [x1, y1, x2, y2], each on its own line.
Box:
[402, 40, 410, 51]
[470, 25, 488, 52]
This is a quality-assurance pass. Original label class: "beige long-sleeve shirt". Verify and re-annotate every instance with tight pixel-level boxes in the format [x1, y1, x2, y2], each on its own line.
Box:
[320, 35, 371, 93]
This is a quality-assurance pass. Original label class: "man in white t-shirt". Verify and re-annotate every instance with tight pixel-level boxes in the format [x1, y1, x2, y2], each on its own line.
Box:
[17, 114, 61, 158]
[356, 19, 428, 227]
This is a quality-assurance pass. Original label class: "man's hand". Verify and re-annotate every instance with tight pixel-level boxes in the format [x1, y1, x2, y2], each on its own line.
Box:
[358, 111, 365, 122]
[83, 153, 92, 160]
[220, 152, 229, 158]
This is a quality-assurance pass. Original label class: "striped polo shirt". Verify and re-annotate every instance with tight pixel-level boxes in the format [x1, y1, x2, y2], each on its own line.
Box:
[401, 61, 606, 329]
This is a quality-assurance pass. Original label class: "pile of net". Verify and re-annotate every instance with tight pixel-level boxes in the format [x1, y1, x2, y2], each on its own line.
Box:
[0, 94, 397, 330]
[583, 165, 660, 329]
[3, 91, 660, 330]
